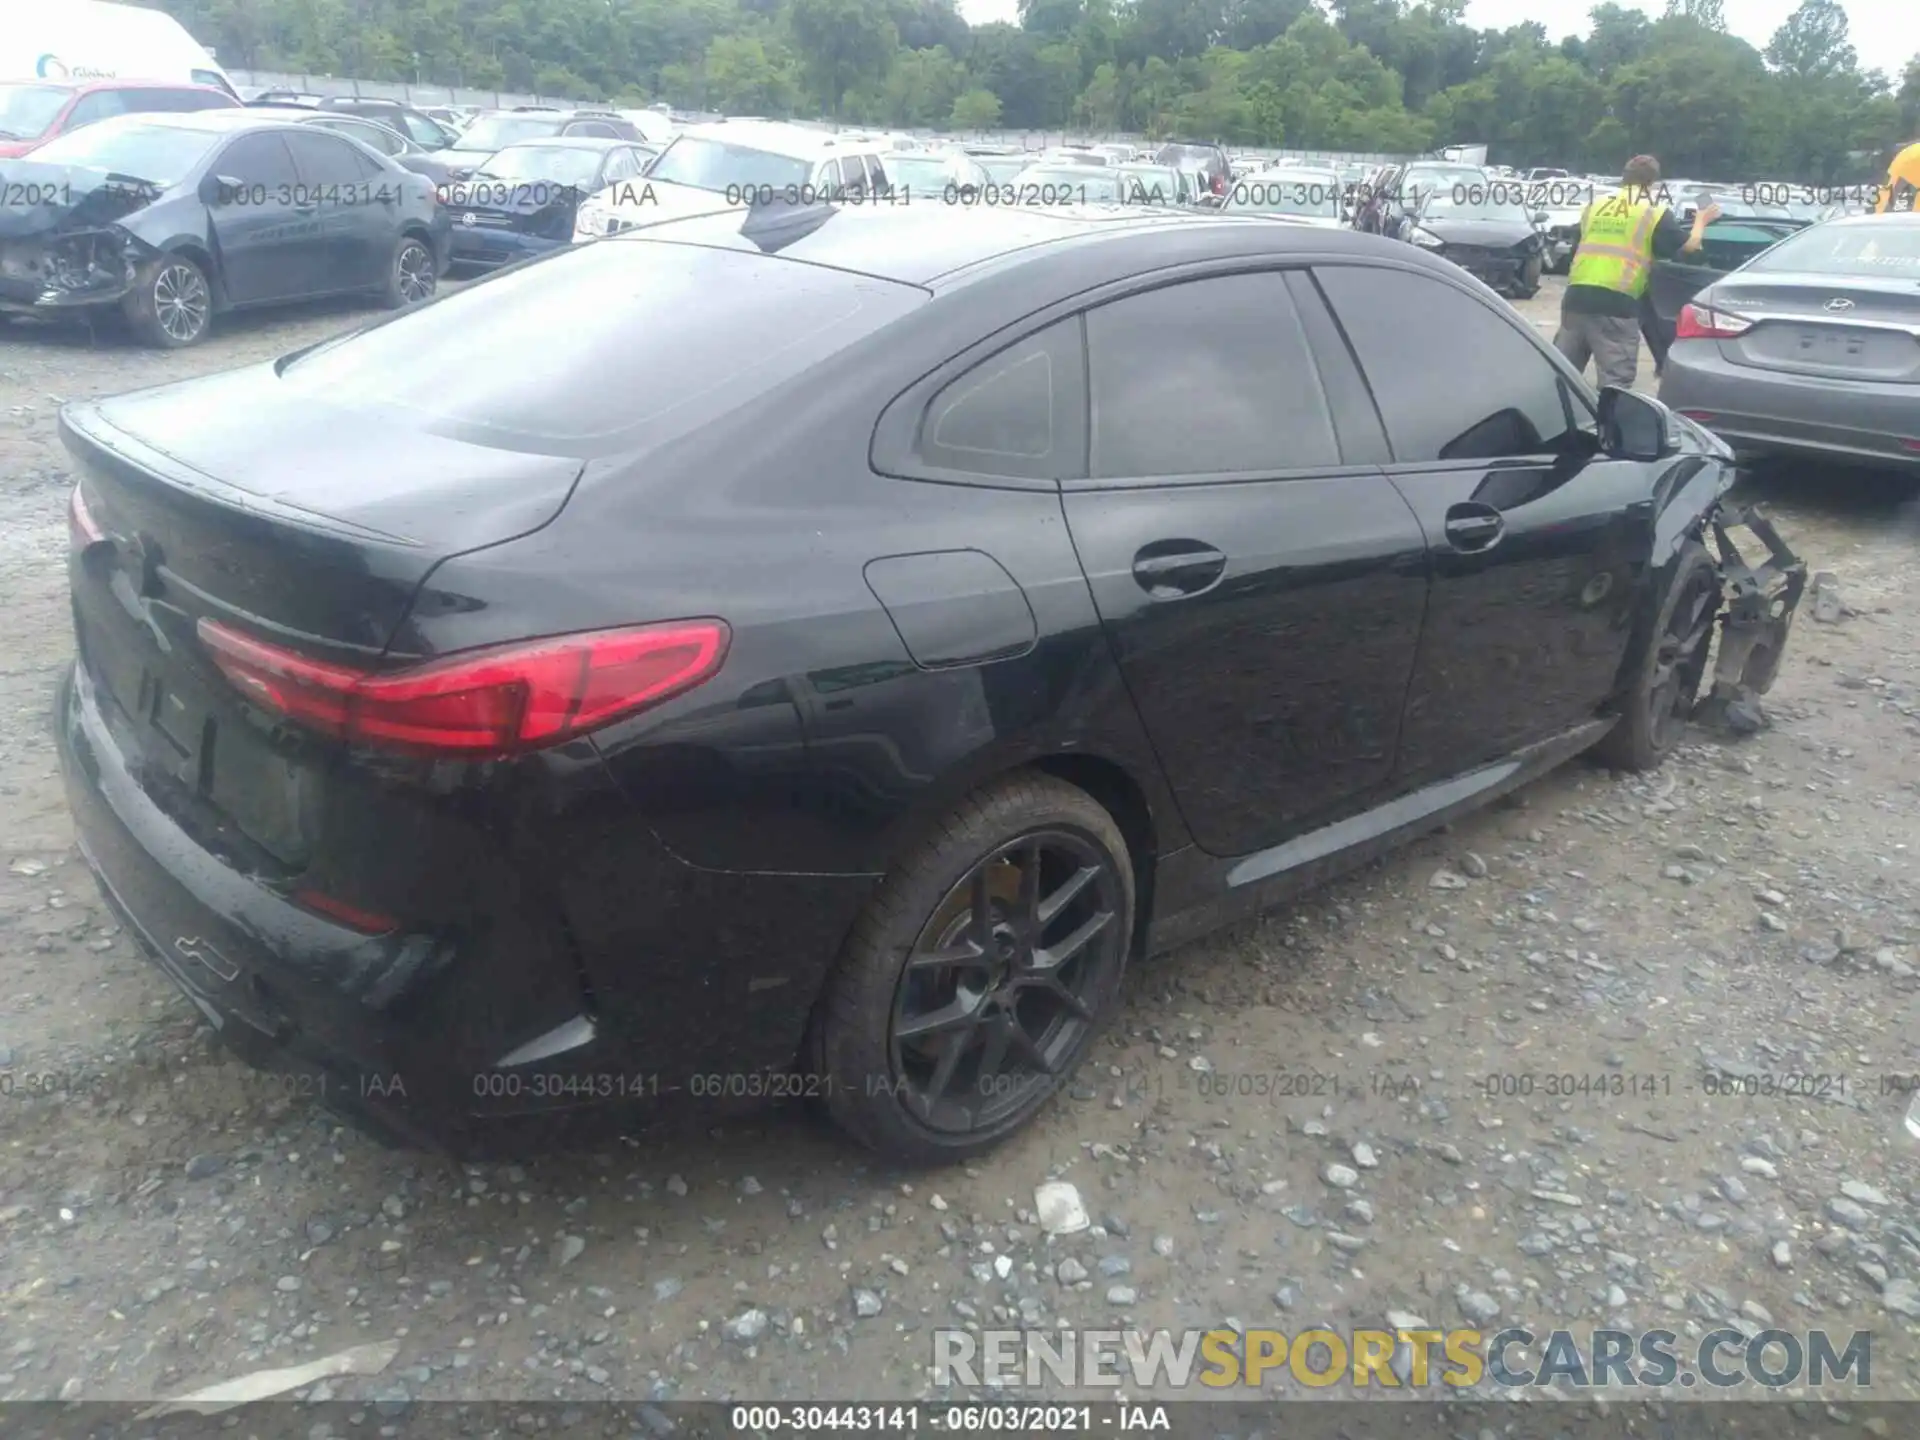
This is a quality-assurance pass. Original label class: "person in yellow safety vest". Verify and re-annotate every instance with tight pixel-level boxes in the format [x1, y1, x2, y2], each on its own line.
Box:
[1875, 140, 1919, 213]
[1553, 154, 1718, 390]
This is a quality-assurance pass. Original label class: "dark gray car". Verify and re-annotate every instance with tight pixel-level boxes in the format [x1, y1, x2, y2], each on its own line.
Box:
[1657, 213, 1920, 472]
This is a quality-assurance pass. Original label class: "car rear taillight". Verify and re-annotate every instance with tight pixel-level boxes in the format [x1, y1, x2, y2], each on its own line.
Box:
[1675, 303, 1752, 340]
[68, 484, 104, 552]
[195, 619, 730, 755]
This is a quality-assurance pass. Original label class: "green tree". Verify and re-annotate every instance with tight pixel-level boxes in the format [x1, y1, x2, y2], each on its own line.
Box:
[790, 0, 898, 116]
[1766, 0, 1856, 80]
[950, 87, 1003, 128]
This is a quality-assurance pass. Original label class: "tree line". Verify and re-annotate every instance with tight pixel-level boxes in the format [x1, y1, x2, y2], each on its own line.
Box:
[158, 0, 1920, 180]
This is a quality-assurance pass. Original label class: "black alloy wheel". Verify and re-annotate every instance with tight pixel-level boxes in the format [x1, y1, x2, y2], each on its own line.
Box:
[1645, 560, 1720, 753]
[1597, 539, 1720, 770]
[890, 831, 1124, 1134]
[816, 773, 1134, 1163]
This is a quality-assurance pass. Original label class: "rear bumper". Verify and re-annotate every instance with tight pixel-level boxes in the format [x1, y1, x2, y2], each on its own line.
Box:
[56, 659, 656, 1147]
[1659, 342, 1920, 471]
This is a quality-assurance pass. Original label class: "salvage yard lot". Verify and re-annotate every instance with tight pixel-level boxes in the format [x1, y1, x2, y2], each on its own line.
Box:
[2, 277, 1919, 1406]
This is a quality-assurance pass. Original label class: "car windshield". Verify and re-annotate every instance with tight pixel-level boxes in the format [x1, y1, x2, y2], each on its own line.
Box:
[1114, 167, 1182, 204]
[1015, 167, 1123, 202]
[21, 121, 216, 188]
[977, 155, 1030, 183]
[647, 136, 810, 193]
[884, 155, 957, 191]
[1226, 172, 1341, 217]
[455, 114, 563, 151]
[1415, 175, 1533, 223]
[1744, 221, 1920, 276]
[0, 83, 72, 141]
[475, 145, 606, 187]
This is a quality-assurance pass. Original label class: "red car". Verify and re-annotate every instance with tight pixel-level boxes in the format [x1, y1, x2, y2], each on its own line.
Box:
[0, 78, 237, 160]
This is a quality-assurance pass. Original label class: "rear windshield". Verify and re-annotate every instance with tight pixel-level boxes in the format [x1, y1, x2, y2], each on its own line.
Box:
[1744, 220, 1920, 275]
[278, 238, 924, 457]
[456, 114, 563, 151]
[647, 136, 811, 193]
[475, 145, 606, 187]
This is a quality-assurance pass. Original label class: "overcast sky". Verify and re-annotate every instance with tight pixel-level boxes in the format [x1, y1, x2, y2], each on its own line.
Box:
[949, 1, 1918, 80]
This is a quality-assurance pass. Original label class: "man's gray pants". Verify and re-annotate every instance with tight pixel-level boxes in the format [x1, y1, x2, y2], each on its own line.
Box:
[1553, 310, 1641, 389]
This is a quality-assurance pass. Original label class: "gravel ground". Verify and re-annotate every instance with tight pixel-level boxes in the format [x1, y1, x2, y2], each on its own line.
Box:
[2, 278, 1919, 1410]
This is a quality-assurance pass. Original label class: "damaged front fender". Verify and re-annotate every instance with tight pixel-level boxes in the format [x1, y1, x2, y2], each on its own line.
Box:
[1695, 501, 1807, 735]
[0, 165, 164, 312]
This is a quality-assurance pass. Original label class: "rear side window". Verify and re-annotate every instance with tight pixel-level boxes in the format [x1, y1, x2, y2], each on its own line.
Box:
[1086, 272, 1340, 479]
[278, 240, 925, 458]
[284, 131, 367, 187]
[1314, 265, 1579, 463]
[916, 318, 1082, 480]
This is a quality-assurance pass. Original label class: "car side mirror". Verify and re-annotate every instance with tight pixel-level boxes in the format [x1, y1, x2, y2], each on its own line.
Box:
[201, 173, 243, 204]
[1596, 386, 1677, 461]
[1532, 209, 1550, 225]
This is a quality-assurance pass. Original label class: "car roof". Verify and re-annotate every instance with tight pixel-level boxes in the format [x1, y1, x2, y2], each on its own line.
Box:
[673, 119, 866, 158]
[492, 136, 630, 152]
[21, 78, 226, 95]
[1823, 211, 1919, 230]
[81, 109, 309, 135]
[609, 202, 1408, 289]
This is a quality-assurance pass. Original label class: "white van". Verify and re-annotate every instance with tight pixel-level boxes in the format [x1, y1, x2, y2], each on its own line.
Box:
[0, 1, 237, 95]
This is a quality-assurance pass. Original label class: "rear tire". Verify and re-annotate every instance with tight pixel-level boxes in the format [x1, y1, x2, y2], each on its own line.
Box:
[383, 234, 437, 309]
[816, 773, 1134, 1165]
[122, 253, 211, 348]
[1596, 539, 1719, 771]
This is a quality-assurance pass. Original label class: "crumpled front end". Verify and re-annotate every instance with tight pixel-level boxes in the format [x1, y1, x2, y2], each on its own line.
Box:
[0, 226, 147, 312]
[1696, 502, 1806, 734]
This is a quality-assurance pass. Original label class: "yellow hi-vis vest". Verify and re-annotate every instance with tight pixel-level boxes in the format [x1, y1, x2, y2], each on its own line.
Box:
[1568, 190, 1668, 298]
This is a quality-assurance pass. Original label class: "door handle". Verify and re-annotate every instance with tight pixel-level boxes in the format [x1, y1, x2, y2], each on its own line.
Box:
[1443, 507, 1504, 553]
[1131, 541, 1226, 598]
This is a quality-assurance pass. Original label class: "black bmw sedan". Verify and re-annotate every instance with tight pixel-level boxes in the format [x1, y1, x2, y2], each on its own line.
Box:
[56, 204, 1804, 1161]
[0, 109, 447, 346]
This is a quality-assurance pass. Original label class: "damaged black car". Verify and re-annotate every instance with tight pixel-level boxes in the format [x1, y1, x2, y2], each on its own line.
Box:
[1, 110, 449, 347]
[1388, 176, 1549, 299]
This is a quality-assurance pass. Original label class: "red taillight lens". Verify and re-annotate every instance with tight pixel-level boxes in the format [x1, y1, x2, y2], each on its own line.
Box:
[1675, 303, 1752, 340]
[195, 619, 730, 755]
[68, 485, 103, 552]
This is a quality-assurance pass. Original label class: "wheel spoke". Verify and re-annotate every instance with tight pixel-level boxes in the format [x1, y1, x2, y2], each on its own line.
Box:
[1003, 1012, 1055, 1074]
[975, 1012, 1014, 1083]
[1040, 977, 1093, 1020]
[897, 993, 983, 1041]
[1015, 839, 1042, 933]
[906, 938, 984, 973]
[919, 1026, 974, 1108]
[1037, 864, 1100, 929]
[1031, 907, 1113, 974]
[969, 868, 994, 950]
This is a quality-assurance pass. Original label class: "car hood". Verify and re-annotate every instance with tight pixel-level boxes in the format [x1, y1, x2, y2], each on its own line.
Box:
[0, 162, 166, 239]
[1420, 217, 1538, 246]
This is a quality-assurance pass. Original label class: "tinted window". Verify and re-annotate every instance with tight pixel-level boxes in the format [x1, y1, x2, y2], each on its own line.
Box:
[1316, 266, 1578, 463]
[1086, 273, 1339, 479]
[174, 89, 238, 112]
[565, 121, 620, 139]
[838, 155, 867, 197]
[278, 241, 924, 458]
[863, 154, 889, 196]
[63, 90, 129, 130]
[217, 131, 299, 188]
[284, 131, 365, 186]
[399, 113, 450, 147]
[919, 320, 1078, 479]
[316, 117, 402, 155]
